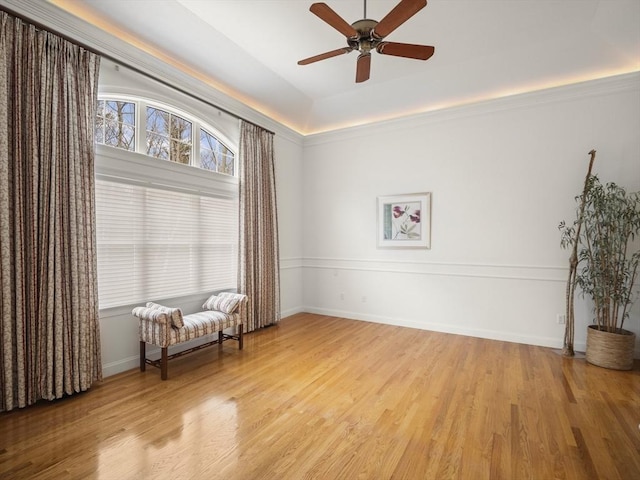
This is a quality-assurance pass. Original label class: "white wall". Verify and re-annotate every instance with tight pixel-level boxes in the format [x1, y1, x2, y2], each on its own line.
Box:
[301, 73, 640, 355]
[275, 134, 305, 318]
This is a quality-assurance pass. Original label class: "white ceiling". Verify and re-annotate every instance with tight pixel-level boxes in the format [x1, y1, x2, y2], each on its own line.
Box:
[48, 0, 639, 135]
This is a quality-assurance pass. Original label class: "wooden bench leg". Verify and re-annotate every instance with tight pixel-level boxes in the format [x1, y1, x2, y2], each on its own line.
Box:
[238, 324, 244, 350]
[161, 347, 168, 380]
[140, 341, 146, 372]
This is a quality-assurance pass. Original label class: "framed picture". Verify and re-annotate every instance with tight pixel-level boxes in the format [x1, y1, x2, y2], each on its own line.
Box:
[377, 192, 431, 248]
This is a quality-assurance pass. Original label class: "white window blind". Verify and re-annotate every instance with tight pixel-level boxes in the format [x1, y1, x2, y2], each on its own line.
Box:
[95, 180, 238, 309]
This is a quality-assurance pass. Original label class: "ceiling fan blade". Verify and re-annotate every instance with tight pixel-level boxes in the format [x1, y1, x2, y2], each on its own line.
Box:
[376, 42, 434, 60]
[310, 3, 358, 38]
[373, 0, 427, 39]
[298, 47, 353, 65]
[355, 53, 371, 83]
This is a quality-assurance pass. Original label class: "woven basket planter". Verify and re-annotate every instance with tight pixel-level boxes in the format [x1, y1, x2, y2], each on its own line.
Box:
[585, 325, 636, 371]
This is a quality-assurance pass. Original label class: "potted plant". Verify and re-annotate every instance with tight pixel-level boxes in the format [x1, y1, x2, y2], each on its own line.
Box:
[559, 160, 640, 370]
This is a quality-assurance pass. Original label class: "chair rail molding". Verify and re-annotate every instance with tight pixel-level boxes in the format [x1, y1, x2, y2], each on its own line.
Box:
[301, 256, 567, 283]
[280, 257, 304, 270]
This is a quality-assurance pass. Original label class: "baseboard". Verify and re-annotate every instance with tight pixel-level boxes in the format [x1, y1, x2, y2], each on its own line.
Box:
[280, 305, 306, 319]
[102, 356, 139, 378]
[305, 306, 568, 350]
[304, 307, 640, 359]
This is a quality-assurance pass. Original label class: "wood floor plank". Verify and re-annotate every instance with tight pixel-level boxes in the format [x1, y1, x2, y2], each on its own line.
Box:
[1, 313, 639, 479]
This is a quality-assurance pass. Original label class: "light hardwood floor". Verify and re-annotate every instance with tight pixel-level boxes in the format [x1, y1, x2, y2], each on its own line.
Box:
[1, 313, 639, 479]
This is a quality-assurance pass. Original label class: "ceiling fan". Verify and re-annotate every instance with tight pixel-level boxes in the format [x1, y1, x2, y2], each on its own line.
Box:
[298, 0, 435, 83]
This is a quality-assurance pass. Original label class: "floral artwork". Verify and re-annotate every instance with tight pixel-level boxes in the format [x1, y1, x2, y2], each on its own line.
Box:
[386, 202, 422, 240]
[377, 193, 431, 248]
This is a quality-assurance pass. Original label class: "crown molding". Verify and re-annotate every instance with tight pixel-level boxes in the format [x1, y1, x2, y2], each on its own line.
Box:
[304, 71, 640, 146]
[0, 0, 303, 145]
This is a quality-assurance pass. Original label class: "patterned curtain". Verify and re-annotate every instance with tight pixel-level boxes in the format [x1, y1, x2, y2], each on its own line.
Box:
[238, 121, 280, 332]
[0, 12, 102, 412]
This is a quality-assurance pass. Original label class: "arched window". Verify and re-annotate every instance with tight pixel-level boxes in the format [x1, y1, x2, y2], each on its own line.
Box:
[96, 97, 235, 176]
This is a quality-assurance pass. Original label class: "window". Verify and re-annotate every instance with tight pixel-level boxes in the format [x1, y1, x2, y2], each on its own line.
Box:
[95, 100, 135, 151]
[95, 180, 238, 309]
[95, 97, 235, 176]
[201, 129, 234, 176]
[146, 106, 192, 164]
[94, 96, 239, 310]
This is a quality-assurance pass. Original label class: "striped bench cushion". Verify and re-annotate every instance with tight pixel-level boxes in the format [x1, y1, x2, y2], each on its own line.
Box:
[136, 309, 242, 347]
[169, 310, 242, 344]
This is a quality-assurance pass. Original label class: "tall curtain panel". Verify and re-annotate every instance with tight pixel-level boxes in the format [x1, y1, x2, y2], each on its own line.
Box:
[238, 121, 280, 332]
[0, 12, 102, 412]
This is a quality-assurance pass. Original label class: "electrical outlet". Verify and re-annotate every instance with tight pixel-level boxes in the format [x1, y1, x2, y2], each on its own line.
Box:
[361, 296, 367, 303]
[340, 293, 344, 301]
[557, 314, 566, 324]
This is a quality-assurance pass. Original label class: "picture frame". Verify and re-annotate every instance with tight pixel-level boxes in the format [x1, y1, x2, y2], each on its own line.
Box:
[377, 192, 431, 248]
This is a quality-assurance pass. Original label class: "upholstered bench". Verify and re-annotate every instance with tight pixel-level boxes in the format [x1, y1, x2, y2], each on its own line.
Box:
[132, 292, 247, 380]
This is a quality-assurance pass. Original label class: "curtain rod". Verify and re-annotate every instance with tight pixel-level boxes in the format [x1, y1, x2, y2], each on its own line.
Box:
[0, 5, 275, 135]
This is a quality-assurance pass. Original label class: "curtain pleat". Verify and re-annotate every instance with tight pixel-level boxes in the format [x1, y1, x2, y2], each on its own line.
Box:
[238, 121, 280, 332]
[0, 11, 101, 412]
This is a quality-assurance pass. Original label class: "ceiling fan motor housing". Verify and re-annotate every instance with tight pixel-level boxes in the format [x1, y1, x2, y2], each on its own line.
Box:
[348, 19, 380, 53]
